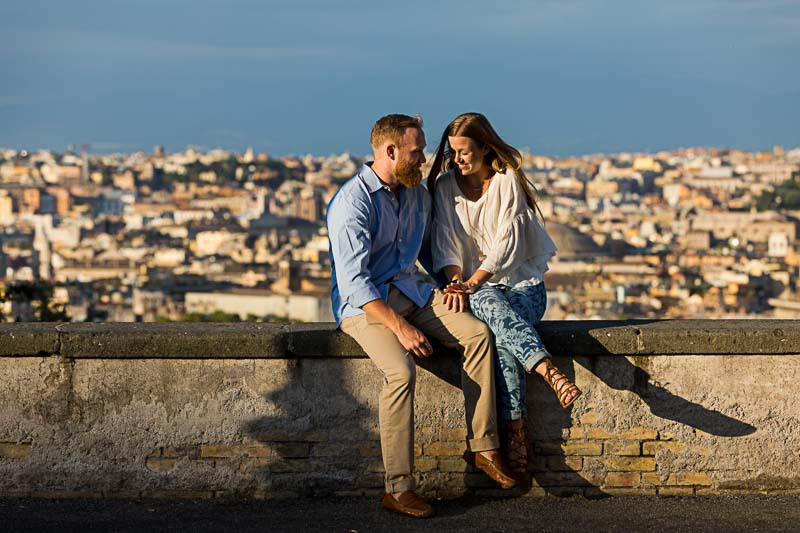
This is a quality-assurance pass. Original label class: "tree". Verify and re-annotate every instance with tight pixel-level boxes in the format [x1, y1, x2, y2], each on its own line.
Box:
[754, 171, 800, 211]
[0, 282, 69, 322]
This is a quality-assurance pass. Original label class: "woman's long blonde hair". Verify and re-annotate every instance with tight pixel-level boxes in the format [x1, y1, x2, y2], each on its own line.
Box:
[427, 112, 541, 218]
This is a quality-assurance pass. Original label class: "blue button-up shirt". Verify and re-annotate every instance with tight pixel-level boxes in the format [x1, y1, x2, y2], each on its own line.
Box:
[327, 163, 436, 325]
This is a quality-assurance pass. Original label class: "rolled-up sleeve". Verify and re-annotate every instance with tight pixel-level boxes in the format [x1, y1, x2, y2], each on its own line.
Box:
[328, 192, 381, 309]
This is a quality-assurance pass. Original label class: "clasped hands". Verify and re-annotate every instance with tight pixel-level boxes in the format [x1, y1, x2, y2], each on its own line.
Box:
[442, 280, 478, 313]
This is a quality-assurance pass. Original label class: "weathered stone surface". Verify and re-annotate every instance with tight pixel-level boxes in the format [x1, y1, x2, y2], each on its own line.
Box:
[658, 487, 695, 496]
[635, 319, 800, 355]
[283, 323, 363, 357]
[604, 440, 641, 456]
[667, 472, 713, 486]
[59, 323, 288, 358]
[604, 472, 641, 487]
[0, 444, 31, 458]
[0, 321, 799, 499]
[642, 441, 686, 455]
[0, 323, 60, 356]
[601, 457, 656, 471]
[15, 321, 800, 360]
[537, 320, 642, 355]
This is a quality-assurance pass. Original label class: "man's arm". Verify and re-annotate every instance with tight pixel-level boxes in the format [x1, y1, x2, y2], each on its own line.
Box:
[328, 190, 432, 356]
[362, 299, 432, 357]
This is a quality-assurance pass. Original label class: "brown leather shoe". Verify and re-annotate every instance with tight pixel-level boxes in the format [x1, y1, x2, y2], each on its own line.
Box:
[381, 491, 434, 518]
[464, 450, 519, 489]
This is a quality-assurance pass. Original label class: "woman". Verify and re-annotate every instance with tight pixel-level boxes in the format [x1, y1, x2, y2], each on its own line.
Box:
[428, 112, 581, 479]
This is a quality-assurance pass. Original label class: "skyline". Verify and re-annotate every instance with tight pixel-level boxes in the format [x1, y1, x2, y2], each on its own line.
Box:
[2, 0, 799, 156]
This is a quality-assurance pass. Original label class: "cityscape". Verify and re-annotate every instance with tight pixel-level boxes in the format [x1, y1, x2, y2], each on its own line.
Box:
[1, 142, 798, 323]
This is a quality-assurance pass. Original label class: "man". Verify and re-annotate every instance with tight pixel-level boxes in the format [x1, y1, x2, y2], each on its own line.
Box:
[327, 114, 517, 518]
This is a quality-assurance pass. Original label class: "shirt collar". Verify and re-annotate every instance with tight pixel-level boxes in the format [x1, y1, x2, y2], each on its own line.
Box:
[360, 163, 392, 194]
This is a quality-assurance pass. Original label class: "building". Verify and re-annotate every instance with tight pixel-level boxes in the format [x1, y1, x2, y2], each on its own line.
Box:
[185, 289, 334, 322]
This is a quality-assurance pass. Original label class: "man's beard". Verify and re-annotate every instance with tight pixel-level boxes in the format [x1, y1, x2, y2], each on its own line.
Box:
[395, 158, 423, 188]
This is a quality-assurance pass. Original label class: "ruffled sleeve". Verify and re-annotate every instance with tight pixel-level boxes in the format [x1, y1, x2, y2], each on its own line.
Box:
[431, 173, 464, 274]
[479, 174, 556, 279]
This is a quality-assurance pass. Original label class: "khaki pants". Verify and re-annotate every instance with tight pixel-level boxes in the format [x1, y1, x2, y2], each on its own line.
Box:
[340, 286, 499, 493]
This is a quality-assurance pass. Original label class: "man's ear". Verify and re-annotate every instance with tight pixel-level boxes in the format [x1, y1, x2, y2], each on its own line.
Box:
[387, 144, 396, 161]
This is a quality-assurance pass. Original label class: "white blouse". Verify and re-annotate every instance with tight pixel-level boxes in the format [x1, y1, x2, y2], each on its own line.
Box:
[431, 169, 557, 287]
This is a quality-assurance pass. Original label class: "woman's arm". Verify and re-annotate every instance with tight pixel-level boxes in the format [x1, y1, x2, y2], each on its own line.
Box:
[478, 174, 534, 279]
[464, 268, 492, 289]
[442, 265, 462, 283]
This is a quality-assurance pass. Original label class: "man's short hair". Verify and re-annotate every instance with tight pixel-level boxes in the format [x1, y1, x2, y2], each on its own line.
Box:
[370, 114, 423, 151]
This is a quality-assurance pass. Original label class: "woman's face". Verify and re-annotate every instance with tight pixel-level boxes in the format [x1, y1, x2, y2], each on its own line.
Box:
[448, 136, 490, 178]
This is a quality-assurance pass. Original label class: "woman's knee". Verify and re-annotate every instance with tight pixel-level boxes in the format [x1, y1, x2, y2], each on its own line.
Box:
[469, 290, 507, 322]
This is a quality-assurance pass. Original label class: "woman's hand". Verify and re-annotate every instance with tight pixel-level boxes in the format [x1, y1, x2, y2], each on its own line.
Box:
[443, 279, 481, 312]
[444, 280, 470, 293]
[446, 280, 479, 294]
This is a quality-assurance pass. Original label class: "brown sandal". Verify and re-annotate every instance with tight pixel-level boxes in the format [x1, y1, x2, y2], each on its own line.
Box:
[542, 360, 582, 408]
[503, 421, 529, 480]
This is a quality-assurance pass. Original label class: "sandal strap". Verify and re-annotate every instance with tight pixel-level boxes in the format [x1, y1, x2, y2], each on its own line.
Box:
[504, 425, 528, 474]
[544, 363, 582, 408]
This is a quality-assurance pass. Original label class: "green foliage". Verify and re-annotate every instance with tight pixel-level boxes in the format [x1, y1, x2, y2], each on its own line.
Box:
[160, 157, 293, 190]
[156, 312, 286, 323]
[157, 311, 244, 322]
[754, 171, 800, 211]
[161, 172, 191, 184]
[0, 281, 70, 322]
[689, 282, 712, 296]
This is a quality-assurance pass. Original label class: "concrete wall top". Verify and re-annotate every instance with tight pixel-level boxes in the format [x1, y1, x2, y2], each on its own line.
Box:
[1, 320, 799, 358]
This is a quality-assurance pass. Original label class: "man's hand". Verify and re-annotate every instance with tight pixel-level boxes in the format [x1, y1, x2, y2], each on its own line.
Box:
[394, 318, 433, 357]
[443, 290, 469, 312]
[362, 298, 433, 358]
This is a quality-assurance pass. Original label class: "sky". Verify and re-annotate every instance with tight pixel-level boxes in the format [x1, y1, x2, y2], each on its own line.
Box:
[2, 0, 799, 156]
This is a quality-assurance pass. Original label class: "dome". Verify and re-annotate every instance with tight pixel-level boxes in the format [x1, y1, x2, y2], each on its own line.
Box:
[547, 222, 607, 260]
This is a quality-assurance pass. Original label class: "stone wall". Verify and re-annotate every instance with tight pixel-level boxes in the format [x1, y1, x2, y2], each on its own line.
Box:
[0, 321, 798, 499]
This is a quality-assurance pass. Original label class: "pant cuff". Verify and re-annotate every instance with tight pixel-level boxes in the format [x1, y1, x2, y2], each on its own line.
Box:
[502, 409, 524, 421]
[523, 349, 551, 373]
[468, 435, 500, 452]
[386, 475, 415, 493]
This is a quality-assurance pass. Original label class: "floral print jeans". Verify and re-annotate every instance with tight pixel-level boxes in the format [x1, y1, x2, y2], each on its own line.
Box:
[469, 281, 550, 421]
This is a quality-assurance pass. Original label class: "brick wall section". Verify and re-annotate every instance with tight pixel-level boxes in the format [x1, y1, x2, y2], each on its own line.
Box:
[1, 422, 783, 500]
[91, 425, 710, 499]
[0, 322, 799, 499]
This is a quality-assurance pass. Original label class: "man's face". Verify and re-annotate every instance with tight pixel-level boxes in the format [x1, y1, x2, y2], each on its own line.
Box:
[394, 127, 427, 188]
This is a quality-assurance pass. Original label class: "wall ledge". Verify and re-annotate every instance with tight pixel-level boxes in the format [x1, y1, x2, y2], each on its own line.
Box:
[1, 320, 799, 358]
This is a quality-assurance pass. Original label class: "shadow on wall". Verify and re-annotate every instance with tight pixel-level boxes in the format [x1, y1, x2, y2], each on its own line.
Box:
[241, 322, 757, 497]
[526, 321, 757, 496]
[585, 358, 757, 437]
[241, 325, 503, 499]
[241, 327, 382, 496]
[420, 320, 757, 496]
[545, 321, 758, 438]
